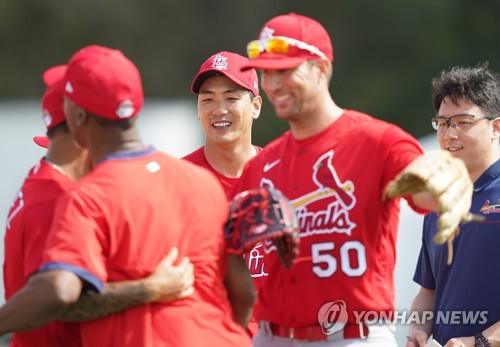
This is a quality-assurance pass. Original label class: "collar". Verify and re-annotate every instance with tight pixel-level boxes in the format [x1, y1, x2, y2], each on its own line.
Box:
[101, 145, 156, 163]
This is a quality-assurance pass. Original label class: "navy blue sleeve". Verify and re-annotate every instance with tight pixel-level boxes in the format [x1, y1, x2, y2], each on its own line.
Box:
[39, 261, 104, 293]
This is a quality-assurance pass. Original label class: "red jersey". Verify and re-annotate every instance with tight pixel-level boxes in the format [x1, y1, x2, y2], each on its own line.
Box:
[183, 147, 239, 194]
[4, 159, 81, 347]
[183, 146, 266, 336]
[41, 147, 250, 347]
[183, 146, 262, 196]
[231, 110, 424, 327]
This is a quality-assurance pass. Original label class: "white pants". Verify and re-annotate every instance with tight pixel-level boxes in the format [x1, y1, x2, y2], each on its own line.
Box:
[253, 324, 397, 347]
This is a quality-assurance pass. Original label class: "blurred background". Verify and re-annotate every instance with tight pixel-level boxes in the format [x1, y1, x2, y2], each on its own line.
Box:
[1, 0, 499, 345]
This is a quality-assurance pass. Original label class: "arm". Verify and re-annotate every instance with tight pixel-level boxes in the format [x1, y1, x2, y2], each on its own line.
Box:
[224, 254, 255, 328]
[58, 247, 194, 322]
[406, 287, 435, 347]
[0, 269, 82, 336]
[411, 191, 440, 212]
[444, 321, 500, 347]
[483, 321, 500, 347]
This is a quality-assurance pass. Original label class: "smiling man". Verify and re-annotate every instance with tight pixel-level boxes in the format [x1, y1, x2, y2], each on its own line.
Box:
[407, 63, 500, 347]
[229, 12, 476, 347]
[185, 51, 262, 192]
[184, 51, 264, 335]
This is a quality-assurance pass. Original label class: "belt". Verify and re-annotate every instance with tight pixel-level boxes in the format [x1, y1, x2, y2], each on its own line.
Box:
[267, 322, 369, 341]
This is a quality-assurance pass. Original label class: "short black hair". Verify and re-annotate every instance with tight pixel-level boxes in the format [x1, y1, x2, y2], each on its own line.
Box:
[432, 62, 500, 116]
[46, 121, 70, 139]
[89, 113, 135, 130]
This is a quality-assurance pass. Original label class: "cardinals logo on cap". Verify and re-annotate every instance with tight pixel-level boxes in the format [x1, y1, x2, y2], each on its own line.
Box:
[211, 55, 229, 71]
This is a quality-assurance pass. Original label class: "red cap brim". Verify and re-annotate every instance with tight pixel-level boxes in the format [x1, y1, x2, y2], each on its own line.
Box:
[43, 65, 67, 89]
[33, 136, 50, 148]
[241, 56, 306, 71]
[191, 70, 259, 96]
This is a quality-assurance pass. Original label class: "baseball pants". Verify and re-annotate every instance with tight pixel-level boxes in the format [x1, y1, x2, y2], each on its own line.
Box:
[253, 324, 398, 347]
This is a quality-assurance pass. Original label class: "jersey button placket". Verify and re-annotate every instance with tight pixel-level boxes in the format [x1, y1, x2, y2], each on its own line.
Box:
[290, 147, 304, 191]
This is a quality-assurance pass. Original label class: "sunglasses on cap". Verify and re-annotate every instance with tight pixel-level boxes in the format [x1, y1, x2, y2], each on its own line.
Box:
[247, 36, 328, 60]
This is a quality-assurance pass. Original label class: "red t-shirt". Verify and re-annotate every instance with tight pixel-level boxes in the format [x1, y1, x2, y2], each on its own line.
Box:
[231, 110, 424, 327]
[41, 147, 250, 347]
[183, 146, 265, 336]
[4, 159, 81, 347]
[183, 147, 240, 194]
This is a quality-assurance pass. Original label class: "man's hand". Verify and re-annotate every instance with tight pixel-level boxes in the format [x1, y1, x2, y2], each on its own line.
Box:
[406, 329, 429, 346]
[145, 247, 195, 303]
[383, 150, 479, 264]
[443, 336, 474, 347]
[56, 247, 195, 322]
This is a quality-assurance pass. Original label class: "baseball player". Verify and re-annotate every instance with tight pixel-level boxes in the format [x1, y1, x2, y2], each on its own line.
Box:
[3, 66, 85, 347]
[0, 45, 251, 347]
[185, 51, 265, 334]
[407, 64, 500, 347]
[3, 66, 195, 346]
[230, 13, 470, 346]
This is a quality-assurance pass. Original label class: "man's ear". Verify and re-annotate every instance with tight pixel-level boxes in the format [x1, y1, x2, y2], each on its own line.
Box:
[75, 107, 88, 126]
[491, 117, 500, 139]
[314, 59, 331, 84]
[252, 95, 263, 120]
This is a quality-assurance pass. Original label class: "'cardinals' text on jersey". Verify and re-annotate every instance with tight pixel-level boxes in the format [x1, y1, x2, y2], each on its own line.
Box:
[231, 110, 424, 327]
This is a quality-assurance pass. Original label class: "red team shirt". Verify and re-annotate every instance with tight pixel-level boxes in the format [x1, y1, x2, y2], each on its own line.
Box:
[183, 147, 243, 194]
[183, 146, 266, 336]
[4, 159, 81, 347]
[231, 110, 424, 327]
[40, 147, 250, 347]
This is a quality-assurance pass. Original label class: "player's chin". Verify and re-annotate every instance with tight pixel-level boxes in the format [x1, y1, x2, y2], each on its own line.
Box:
[211, 133, 236, 145]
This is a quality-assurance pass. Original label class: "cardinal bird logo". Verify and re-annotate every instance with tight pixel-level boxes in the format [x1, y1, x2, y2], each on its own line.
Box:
[312, 150, 355, 209]
[288, 150, 357, 237]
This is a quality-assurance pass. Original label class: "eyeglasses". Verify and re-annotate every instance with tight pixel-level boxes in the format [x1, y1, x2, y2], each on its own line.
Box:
[431, 114, 494, 131]
[247, 36, 328, 60]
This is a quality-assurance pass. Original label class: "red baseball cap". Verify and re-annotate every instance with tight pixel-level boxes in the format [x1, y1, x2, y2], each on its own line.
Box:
[60, 45, 144, 120]
[191, 51, 259, 96]
[33, 65, 67, 148]
[241, 13, 333, 71]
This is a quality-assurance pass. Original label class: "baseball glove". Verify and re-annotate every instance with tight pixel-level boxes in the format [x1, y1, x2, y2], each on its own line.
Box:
[383, 150, 481, 264]
[224, 187, 300, 269]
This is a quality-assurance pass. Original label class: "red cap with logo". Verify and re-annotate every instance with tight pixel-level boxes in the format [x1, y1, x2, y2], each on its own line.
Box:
[61, 45, 144, 120]
[241, 13, 333, 71]
[191, 51, 259, 96]
[33, 65, 68, 148]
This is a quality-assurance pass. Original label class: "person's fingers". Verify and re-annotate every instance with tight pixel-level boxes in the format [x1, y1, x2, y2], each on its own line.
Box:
[176, 256, 191, 271]
[179, 263, 195, 288]
[177, 286, 195, 299]
[160, 247, 179, 267]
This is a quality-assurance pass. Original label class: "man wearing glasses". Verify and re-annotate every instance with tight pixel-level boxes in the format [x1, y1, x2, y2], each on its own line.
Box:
[407, 64, 500, 347]
[230, 12, 476, 347]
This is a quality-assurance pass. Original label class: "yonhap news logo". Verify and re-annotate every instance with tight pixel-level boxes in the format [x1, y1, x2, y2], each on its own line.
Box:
[317, 300, 348, 335]
[317, 300, 488, 330]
